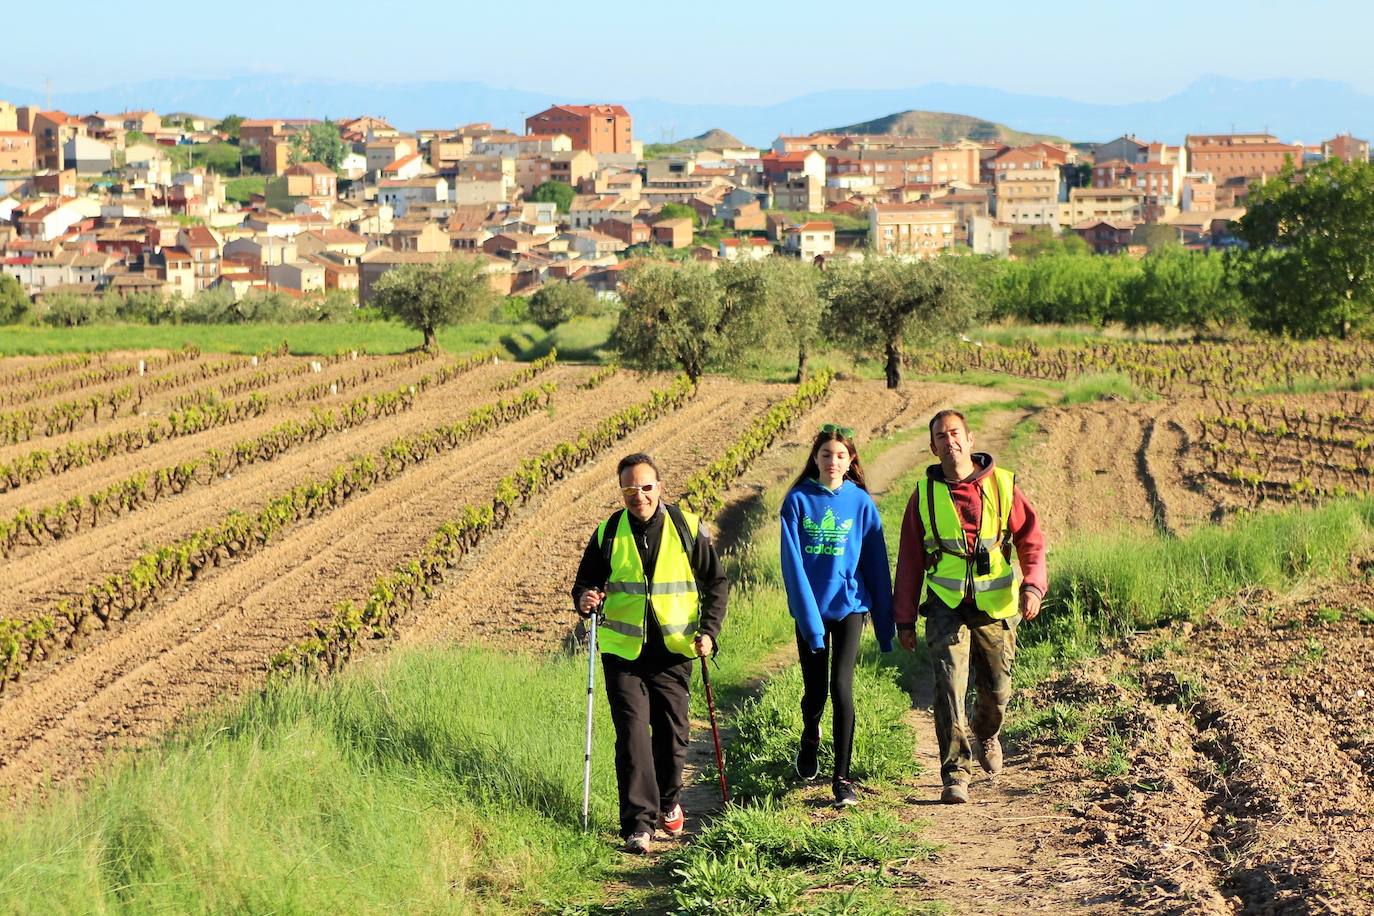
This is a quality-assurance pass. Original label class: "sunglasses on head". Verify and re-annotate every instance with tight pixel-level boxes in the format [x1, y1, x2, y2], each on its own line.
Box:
[819, 423, 855, 439]
[620, 482, 658, 497]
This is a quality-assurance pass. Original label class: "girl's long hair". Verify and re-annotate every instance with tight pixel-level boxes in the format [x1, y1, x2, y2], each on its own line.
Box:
[790, 428, 868, 492]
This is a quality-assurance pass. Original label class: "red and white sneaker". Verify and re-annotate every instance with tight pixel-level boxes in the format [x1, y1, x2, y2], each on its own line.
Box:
[659, 803, 684, 836]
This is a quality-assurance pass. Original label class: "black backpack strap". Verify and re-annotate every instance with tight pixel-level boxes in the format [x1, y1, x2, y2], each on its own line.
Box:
[600, 508, 625, 572]
[924, 477, 942, 570]
[665, 503, 697, 558]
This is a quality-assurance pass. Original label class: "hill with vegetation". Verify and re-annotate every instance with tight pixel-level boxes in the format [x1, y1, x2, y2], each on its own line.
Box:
[823, 109, 1064, 145]
[672, 128, 747, 150]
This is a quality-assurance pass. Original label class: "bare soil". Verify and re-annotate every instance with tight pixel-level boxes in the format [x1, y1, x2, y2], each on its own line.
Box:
[1019, 585, 1374, 915]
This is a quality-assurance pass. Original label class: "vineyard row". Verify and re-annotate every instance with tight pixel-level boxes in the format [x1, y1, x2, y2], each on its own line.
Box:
[0, 381, 559, 691]
[272, 374, 697, 674]
[0, 345, 204, 408]
[0, 349, 527, 559]
[0, 348, 459, 495]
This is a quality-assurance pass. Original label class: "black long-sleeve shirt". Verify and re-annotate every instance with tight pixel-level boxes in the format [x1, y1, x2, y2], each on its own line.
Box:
[571, 503, 729, 648]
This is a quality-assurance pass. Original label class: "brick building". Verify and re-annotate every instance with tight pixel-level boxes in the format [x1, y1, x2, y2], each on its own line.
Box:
[1185, 133, 1304, 183]
[525, 105, 633, 155]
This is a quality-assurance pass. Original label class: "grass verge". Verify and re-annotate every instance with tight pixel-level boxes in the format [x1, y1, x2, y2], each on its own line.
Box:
[0, 320, 546, 357]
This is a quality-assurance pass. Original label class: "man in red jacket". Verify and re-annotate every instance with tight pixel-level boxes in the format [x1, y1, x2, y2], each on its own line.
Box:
[894, 410, 1047, 804]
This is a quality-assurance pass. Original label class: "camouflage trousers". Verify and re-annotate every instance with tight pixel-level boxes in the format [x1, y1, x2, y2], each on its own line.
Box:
[925, 598, 1019, 786]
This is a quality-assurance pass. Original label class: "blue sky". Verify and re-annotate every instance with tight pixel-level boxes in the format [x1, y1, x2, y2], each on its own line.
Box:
[11, 0, 1373, 103]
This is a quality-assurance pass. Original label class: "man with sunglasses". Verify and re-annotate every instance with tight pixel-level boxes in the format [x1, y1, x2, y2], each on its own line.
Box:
[571, 452, 729, 855]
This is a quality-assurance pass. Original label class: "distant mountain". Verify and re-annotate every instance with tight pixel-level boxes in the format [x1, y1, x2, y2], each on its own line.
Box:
[823, 109, 1063, 145]
[672, 128, 746, 151]
[1, 75, 1370, 147]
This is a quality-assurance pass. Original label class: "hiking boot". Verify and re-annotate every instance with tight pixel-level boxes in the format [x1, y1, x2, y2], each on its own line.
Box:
[975, 735, 1004, 776]
[796, 738, 820, 781]
[623, 831, 652, 855]
[659, 803, 684, 837]
[940, 782, 970, 804]
[832, 778, 859, 808]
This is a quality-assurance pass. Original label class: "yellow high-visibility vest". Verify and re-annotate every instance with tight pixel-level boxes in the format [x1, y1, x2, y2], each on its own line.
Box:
[596, 506, 701, 660]
[916, 467, 1018, 619]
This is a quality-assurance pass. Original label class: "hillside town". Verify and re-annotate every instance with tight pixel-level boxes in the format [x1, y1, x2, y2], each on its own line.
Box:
[0, 97, 1368, 305]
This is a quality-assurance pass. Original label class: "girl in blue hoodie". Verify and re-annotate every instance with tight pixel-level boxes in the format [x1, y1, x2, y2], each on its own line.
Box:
[779, 424, 894, 807]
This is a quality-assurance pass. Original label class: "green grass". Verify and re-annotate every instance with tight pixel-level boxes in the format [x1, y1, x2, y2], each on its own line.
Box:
[1058, 371, 1155, 404]
[964, 322, 1201, 347]
[1251, 373, 1374, 396]
[1315, 606, 1343, 624]
[0, 649, 622, 914]
[225, 175, 266, 205]
[0, 320, 546, 357]
[520, 315, 617, 362]
[663, 804, 934, 916]
[718, 663, 919, 801]
[1046, 498, 1374, 635]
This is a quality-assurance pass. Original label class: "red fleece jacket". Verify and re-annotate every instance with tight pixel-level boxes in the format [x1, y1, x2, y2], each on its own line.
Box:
[893, 453, 1047, 628]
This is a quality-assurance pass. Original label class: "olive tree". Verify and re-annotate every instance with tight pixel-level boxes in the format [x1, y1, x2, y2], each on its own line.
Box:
[528, 280, 597, 331]
[611, 259, 766, 381]
[373, 257, 496, 351]
[823, 256, 976, 389]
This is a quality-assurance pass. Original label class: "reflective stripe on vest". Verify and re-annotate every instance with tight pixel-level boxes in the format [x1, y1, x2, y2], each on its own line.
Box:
[916, 467, 1018, 619]
[596, 507, 702, 660]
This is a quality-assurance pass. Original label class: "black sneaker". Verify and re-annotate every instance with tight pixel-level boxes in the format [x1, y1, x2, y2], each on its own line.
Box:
[832, 778, 858, 808]
[795, 738, 820, 781]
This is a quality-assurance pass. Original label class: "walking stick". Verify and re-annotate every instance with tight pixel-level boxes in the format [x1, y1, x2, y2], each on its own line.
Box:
[581, 609, 599, 833]
[699, 655, 731, 806]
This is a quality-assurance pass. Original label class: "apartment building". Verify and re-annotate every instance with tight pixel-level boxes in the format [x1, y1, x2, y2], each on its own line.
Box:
[1061, 187, 1143, 226]
[867, 202, 957, 258]
[1322, 134, 1370, 164]
[1184, 133, 1303, 183]
[1092, 159, 1181, 221]
[525, 105, 633, 155]
[0, 132, 35, 171]
[992, 148, 1062, 226]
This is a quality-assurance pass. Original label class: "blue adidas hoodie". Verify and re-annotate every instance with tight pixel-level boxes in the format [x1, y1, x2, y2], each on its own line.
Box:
[779, 477, 895, 653]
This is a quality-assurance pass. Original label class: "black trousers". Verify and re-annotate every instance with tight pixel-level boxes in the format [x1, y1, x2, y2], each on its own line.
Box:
[602, 642, 693, 838]
[796, 612, 867, 782]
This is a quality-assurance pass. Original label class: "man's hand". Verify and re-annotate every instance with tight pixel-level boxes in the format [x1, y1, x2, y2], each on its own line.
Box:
[695, 634, 714, 657]
[897, 629, 918, 652]
[1020, 589, 1043, 622]
[577, 589, 605, 618]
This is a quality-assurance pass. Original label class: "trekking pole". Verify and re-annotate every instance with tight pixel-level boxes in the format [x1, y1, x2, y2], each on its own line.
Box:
[581, 605, 600, 833]
[699, 655, 731, 807]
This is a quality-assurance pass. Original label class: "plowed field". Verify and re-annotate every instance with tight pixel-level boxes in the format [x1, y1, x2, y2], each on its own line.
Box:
[2, 353, 1007, 800]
